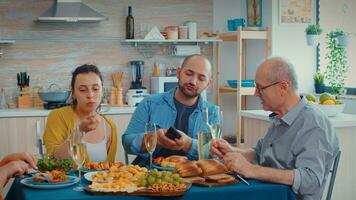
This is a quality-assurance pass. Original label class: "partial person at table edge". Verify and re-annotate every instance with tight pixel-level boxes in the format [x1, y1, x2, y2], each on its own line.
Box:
[122, 54, 220, 166]
[0, 152, 37, 198]
[43, 64, 118, 162]
[211, 57, 339, 200]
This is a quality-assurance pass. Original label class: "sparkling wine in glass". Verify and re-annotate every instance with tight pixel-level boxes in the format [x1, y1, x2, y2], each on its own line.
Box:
[212, 106, 223, 140]
[144, 123, 157, 169]
[68, 128, 86, 191]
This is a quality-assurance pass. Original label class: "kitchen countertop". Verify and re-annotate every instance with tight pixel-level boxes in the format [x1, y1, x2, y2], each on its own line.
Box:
[0, 106, 136, 118]
[241, 110, 356, 128]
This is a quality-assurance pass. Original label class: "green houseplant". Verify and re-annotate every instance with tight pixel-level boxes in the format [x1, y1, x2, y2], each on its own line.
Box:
[325, 30, 349, 95]
[330, 29, 349, 48]
[313, 71, 325, 93]
[305, 24, 322, 46]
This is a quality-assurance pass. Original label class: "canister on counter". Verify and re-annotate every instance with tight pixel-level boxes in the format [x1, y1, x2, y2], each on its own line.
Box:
[165, 26, 178, 40]
[179, 26, 188, 39]
[184, 20, 197, 40]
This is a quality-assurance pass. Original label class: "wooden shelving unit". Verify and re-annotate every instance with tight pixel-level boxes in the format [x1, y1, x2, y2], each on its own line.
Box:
[215, 28, 271, 146]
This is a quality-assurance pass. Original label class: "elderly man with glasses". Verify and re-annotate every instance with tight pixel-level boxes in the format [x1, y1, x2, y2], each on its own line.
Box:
[212, 57, 339, 200]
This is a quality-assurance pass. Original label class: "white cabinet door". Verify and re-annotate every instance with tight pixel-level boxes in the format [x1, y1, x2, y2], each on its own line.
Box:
[107, 114, 133, 163]
[0, 117, 46, 158]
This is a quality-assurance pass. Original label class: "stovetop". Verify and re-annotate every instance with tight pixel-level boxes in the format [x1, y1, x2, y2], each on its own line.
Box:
[43, 102, 68, 110]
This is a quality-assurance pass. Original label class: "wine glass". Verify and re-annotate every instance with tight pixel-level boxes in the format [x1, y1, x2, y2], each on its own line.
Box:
[68, 127, 86, 191]
[144, 123, 158, 169]
[212, 106, 223, 140]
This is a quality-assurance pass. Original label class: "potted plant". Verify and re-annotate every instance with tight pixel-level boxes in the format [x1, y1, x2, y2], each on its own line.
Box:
[305, 24, 322, 46]
[325, 30, 349, 95]
[330, 29, 349, 48]
[313, 71, 325, 94]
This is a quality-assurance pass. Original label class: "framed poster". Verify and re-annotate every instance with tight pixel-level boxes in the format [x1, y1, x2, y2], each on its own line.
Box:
[279, 0, 312, 24]
[246, 0, 262, 27]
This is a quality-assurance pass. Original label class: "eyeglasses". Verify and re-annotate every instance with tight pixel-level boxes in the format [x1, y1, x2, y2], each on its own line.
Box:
[254, 81, 281, 94]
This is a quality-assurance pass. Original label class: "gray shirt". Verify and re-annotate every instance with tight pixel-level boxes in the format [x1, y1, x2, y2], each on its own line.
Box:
[253, 97, 339, 200]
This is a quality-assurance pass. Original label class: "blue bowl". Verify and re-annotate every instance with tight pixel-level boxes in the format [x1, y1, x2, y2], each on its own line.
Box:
[227, 80, 254, 88]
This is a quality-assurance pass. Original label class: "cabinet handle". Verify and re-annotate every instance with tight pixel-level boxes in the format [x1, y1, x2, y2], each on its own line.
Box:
[36, 120, 44, 157]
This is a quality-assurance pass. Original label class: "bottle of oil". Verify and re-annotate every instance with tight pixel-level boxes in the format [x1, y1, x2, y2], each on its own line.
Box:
[126, 6, 134, 39]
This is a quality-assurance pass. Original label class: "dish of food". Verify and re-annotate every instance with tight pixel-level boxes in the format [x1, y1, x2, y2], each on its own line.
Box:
[21, 175, 79, 189]
[86, 169, 190, 196]
[37, 156, 73, 172]
[153, 155, 187, 169]
[82, 161, 124, 172]
[151, 164, 175, 171]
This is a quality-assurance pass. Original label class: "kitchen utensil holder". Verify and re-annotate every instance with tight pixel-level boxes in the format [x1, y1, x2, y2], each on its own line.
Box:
[18, 86, 31, 108]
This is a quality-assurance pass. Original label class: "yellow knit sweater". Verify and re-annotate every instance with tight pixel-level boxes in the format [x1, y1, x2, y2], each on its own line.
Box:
[43, 106, 117, 162]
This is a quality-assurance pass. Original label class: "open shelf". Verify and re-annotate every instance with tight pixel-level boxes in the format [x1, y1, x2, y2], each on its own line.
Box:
[219, 86, 255, 95]
[124, 38, 221, 46]
[219, 30, 268, 41]
[0, 40, 16, 44]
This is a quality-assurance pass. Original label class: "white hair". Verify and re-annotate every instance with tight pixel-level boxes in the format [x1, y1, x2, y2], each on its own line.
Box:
[266, 57, 298, 91]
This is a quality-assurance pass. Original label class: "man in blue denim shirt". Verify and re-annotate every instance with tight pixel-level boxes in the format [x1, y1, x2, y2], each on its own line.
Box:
[123, 54, 219, 166]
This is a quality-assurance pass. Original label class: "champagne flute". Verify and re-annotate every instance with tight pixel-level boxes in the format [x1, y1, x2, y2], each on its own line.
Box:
[144, 123, 157, 169]
[68, 127, 86, 191]
[212, 106, 223, 140]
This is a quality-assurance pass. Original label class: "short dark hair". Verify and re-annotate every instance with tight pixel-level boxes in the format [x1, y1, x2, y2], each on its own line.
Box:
[71, 64, 103, 107]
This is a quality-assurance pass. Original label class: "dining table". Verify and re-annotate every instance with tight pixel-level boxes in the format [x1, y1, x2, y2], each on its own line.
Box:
[6, 176, 296, 200]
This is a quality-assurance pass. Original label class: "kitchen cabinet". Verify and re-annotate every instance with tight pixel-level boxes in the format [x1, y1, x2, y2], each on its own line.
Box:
[124, 39, 221, 58]
[0, 116, 46, 158]
[215, 28, 271, 146]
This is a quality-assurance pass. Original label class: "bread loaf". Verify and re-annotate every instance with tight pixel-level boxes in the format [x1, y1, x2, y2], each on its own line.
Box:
[197, 159, 228, 176]
[205, 173, 235, 183]
[175, 161, 202, 177]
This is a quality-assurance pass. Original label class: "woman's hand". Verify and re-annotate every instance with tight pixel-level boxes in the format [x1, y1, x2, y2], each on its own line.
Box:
[0, 152, 37, 170]
[79, 113, 100, 132]
[0, 160, 30, 179]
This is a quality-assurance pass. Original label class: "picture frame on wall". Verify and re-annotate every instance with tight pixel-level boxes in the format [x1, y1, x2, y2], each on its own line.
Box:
[279, 0, 312, 24]
[246, 0, 262, 27]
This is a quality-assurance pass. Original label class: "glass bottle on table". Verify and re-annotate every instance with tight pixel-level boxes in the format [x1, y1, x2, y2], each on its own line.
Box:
[68, 126, 86, 191]
[198, 108, 213, 160]
[144, 123, 157, 169]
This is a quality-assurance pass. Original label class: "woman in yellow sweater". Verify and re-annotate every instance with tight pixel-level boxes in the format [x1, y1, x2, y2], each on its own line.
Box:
[43, 64, 117, 162]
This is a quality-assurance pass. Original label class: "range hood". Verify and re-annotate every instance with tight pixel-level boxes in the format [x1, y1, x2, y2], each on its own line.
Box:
[37, 0, 107, 22]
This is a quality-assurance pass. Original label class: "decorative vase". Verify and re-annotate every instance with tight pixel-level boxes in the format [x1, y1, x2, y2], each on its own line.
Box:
[314, 84, 325, 94]
[336, 35, 349, 48]
[306, 34, 319, 46]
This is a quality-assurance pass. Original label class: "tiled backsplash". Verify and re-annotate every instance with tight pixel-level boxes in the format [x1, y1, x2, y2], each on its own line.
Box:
[0, 0, 214, 107]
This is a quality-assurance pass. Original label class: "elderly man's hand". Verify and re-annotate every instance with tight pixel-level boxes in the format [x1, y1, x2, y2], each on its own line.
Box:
[0, 152, 37, 170]
[79, 113, 100, 133]
[211, 139, 235, 158]
[223, 152, 255, 178]
[156, 129, 192, 152]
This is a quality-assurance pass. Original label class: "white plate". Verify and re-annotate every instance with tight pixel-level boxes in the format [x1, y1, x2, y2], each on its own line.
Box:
[84, 172, 96, 182]
[20, 176, 79, 189]
[84, 171, 114, 183]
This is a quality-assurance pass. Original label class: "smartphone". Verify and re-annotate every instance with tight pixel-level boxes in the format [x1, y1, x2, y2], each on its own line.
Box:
[165, 127, 182, 140]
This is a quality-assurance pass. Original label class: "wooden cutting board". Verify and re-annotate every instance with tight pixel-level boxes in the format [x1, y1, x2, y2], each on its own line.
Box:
[194, 179, 239, 187]
[85, 183, 191, 197]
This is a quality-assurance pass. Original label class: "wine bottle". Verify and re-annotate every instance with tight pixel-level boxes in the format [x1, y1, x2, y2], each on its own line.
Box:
[126, 6, 134, 39]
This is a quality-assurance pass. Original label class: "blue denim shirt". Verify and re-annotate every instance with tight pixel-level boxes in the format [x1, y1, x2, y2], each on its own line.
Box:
[122, 88, 218, 164]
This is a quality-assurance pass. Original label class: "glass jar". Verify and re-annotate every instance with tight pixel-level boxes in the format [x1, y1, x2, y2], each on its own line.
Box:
[179, 26, 188, 39]
[165, 26, 178, 40]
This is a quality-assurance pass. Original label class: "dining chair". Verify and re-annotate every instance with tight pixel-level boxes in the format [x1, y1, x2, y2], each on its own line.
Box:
[325, 150, 341, 200]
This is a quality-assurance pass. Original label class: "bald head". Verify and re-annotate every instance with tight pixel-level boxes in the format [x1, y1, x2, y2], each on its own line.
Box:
[257, 57, 298, 91]
[181, 54, 212, 77]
